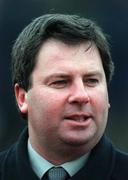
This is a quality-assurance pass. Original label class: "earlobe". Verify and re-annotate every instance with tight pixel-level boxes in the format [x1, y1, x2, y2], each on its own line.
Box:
[14, 84, 28, 114]
[108, 103, 111, 108]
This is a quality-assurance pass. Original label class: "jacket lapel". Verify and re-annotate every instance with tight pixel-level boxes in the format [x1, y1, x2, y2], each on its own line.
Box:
[70, 136, 115, 180]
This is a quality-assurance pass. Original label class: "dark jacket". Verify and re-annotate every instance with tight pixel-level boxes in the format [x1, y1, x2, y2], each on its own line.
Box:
[0, 128, 128, 180]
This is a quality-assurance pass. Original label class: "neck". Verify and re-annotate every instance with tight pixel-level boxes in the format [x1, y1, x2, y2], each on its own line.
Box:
[30, 141, 90, 165]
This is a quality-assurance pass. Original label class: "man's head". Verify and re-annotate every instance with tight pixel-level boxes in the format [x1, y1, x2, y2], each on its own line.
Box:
[12, 14, 114, 163]
[12, 14, 114, 91]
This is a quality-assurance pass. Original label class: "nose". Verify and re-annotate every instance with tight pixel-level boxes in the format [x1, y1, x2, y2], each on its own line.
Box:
[68, 80, 90, 105]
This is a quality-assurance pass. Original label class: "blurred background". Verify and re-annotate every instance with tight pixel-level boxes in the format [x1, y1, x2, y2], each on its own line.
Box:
[0, 0, 128, 151]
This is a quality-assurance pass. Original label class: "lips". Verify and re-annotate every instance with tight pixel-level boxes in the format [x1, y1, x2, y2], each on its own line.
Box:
[64, 113, 92, 122]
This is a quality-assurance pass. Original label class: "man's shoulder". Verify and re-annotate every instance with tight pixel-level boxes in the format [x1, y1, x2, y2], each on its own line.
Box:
[104, 136, 128, 164]
[112, 147, 128, 179]
[0, 150, 7, 169]
[0, 143, 17, 167]
[114, 148, 128, 166]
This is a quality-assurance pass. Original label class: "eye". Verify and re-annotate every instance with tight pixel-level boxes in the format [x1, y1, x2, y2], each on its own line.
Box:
[50, 79, 69, 89]
[85, 78, 99, 87]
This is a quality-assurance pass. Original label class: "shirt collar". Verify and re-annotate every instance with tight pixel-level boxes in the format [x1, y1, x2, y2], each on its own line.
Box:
[28, 140, 90, 179]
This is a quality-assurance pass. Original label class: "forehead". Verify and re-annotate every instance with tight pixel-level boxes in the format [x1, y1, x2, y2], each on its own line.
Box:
[34, 38, 104, 74]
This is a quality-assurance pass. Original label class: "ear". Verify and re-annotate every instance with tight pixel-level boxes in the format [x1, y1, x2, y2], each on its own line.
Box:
[14, 83, 28, 114]
[108, 103, 111, 109]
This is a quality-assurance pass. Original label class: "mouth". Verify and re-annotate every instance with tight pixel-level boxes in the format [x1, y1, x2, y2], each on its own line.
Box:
[64, 114, 93, 123]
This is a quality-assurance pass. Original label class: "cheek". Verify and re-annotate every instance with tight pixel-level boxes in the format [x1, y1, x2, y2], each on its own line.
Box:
[96, 95, 108, 110]
[90, 90, 109, 138]
[43, 96, 66, 125]
[28, 89, 64, 121]
[91, 89, 109, 116]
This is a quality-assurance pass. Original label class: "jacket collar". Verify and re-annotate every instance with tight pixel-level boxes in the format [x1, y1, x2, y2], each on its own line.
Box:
[2, 127, 115, 180]
[71, 135, 115, 180]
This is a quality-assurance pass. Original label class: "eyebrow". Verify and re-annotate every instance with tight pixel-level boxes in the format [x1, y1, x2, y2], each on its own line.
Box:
[84, 71, 103, 77]
[45, 71, 103, 80]
[46, 73, 70, 78]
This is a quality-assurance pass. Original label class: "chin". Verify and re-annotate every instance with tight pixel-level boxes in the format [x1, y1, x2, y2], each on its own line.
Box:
[62, 136, 92, 147]
[61, 131, 101, 150]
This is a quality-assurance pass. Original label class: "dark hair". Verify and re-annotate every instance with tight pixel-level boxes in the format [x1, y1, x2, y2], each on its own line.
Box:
[11, 13, 114, 91]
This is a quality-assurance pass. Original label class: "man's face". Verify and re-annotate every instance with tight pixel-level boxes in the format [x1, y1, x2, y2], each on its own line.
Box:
[16, 39, 109, 161]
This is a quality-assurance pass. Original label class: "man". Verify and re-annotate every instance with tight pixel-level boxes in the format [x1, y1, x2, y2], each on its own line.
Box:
[0, 14, 128, 180]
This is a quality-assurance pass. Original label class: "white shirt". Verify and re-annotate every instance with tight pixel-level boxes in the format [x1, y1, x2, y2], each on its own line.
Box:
[28, 140, 90, 179]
